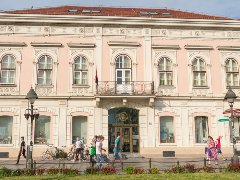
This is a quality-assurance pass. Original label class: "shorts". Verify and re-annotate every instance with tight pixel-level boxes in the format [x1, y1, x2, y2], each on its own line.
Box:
[216, 148, 222, 154]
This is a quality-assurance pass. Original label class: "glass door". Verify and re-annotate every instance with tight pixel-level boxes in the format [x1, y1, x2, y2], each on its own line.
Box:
[122, 127, 131, 152]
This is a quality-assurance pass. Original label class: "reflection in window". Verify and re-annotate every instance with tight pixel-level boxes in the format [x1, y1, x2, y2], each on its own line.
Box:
[34, 116, 50, 144]
[195, 116, 208, 143]
[192, 57, 207, 86]
[72, 116, 87, 144]
[0, 116, 13, 144]
[0, 54, 16, 84]
[73, 56, 88, 85]
[160, 116, 175, 143]
[37, 55, 52, 85]
[108, 108, 139, 125]
[159, 57, 172, 86]
[226, 58, 239, 86]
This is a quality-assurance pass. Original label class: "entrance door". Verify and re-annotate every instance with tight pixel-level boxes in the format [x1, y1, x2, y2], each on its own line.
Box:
[108, 126, 139, 153]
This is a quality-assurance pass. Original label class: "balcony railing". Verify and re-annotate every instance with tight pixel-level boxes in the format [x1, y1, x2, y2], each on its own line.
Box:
[96, 81, 154, 95]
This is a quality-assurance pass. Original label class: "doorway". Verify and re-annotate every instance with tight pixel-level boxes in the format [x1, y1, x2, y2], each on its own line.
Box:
[108, 107, 139, 153]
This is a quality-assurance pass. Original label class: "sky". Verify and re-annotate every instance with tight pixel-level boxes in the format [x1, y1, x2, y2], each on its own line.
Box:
[0, 0, 239, 19]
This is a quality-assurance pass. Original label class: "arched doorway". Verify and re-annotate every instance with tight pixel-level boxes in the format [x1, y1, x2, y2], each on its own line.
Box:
[108, 107, 139, 153]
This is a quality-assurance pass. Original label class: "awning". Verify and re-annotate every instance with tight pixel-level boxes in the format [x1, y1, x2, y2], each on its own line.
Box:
[223, 108, 240, 117]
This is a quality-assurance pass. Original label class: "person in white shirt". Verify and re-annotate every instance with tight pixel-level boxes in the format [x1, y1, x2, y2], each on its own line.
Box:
[73, 137, 83, 162]
[96, 135, 106, 169]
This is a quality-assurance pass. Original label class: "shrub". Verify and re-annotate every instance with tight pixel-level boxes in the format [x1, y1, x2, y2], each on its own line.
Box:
[62, 168, 79, 175]
[123, 166, 134, 174]
[134, 167, 145, 174]
[225, 163, 240, 172]
[22, 168, 35, 176]
[84, 167, 99, 174]
[201, 166, 215, 173]
[35, 168, 46, 175]
[183, 163, 197, 173]
[0, 167, 12, 177]
[47, 168, 60, 175]
[148, 167, 159, 174]
[100, 166, 116, 175]
[11, 169, 22, 176]
[165, 165, 185, 174]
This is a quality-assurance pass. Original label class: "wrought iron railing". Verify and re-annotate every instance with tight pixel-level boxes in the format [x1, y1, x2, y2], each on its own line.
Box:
[96, 81, 154, 95]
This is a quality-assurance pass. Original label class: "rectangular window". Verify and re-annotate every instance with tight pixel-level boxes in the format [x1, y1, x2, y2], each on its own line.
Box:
[195, 116, 208, 143]
[34, 116, 50, 144]
[72, 116, 87, 144]
[0, 116, 13, 144]
[160, 116, 175, 143]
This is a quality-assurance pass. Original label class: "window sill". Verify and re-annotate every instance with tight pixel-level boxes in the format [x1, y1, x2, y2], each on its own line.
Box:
[192, 86, 209, 89]
[0, 144, 14, 147]
[159, 85, 175, 89]
[159, 143, 177, 146]
[35, 85, 54, 88]
[72, 85, 90, 88]
[0, 84, 17, 87]
[227, 86, 240, 89]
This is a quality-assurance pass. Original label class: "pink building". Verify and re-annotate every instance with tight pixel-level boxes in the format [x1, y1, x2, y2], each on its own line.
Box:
[0, 6, 240, 158]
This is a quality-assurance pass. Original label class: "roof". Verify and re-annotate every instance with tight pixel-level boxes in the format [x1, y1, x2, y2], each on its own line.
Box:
[4, 6, 232, 20]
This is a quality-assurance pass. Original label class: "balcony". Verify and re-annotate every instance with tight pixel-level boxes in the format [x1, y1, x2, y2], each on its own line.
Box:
[96, 81, 154, 96]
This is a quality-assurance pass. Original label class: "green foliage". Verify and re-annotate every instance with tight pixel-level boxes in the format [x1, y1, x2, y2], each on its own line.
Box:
[134, 167, 145, 174]
[123, 166, 134, 174]
[22, 168, 35, 176]
[0, 167, 12, 177]
[200, 166, 215, 173]
[148, 167, 159, 174]
[11, 169, 22, 176]
[84, 167, 99, 175]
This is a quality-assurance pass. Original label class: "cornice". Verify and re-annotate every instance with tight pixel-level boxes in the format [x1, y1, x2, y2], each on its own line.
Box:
[0, 13, 240, 28]
[217, 46, 240, 51]
[185, 45, 214, 50]
[108, 41, 140, 47]
[30, 42, 62, 47]
[152, 45, 180, 49]
[67, 43, 95, 48]
[0, 42, 26, 47]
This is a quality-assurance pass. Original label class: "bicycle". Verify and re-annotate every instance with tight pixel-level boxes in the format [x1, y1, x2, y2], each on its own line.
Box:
[41, 144, 67, 160]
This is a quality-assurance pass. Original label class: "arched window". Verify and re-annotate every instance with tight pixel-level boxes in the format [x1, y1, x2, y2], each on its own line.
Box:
[0, 54, 16, 84]
[73, 56, 88, 85]
[158, 57, 172, 86]
[37, 55, 52, 85]
[115, 55, 132, 84]
[195, 116, 208, 143]
[192, 57, 207, 86]
[225, 58, 239, 86]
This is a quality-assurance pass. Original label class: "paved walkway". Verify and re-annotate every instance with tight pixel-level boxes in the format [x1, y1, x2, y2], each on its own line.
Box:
[0, 156, 231, 172]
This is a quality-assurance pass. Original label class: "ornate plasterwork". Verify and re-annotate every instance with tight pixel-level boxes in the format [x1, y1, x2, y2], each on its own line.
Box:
[67, 107, 94, 116]
[33, 48, 59, 96]
[0, 107, 18, 115]
[153, 49, 178, 96]
[69, 48, 95, 96]
[0, 47, 23, 95]
[38, 107, 57, 115]
[102, 101, 144, 110]
[1, 24, 240, 39]
[192, 88, 211, 97]
[109, 47, 137, 81]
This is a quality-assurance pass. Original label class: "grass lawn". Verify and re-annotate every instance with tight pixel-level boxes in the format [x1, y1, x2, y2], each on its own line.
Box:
[1, 173, 240, 180]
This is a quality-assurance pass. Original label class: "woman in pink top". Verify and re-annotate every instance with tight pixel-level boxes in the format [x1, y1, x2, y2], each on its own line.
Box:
[208, 136, 218, 165]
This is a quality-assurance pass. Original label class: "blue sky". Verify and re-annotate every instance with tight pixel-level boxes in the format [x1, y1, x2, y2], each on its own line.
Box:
[0, 0, 239, 19]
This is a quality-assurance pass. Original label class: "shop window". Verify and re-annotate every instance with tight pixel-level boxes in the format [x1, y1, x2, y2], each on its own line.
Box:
[72, 116, 87, 144]
[195, 116, 208, 143]
[0, 116, 13, 144]
[160, 116, 175, 143]
[34, 116, 50, 144]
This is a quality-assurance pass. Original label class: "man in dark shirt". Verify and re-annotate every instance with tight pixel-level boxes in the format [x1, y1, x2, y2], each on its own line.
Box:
[16, 136, 26, 164]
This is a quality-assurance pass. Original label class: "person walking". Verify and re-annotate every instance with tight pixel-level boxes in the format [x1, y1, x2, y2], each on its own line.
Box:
[207, 136, 218, 165]
[73, 137, 83, 162]
[89, 135, 97, 167]
[96, 135, 106, 169]
[216, 136, 227, 161]
[113, 133, 122, 164]
[16, 136, 26, 164]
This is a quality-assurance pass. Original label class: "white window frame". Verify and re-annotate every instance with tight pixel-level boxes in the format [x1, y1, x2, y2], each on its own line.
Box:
[37, 55, 53, 85]
[0, 54, 16, 85]
[158, 57, 173, 86]
[225, 58, 239, 87]
[159, 116, 175, 144]
[73, 56, 88, 85]
[115, 54, 132, 85]
[192, 57, 207, 87]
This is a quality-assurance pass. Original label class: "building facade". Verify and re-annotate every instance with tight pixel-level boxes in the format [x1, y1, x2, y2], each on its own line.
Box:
[0, 6, 240, 158]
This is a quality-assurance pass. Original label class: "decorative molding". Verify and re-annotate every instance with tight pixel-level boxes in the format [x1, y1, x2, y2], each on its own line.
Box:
[0, 86, 18, 95]
[30, 42, 62, 47]
[152, 45, 180, 49]
[35, 86, 54, 96]
[185, 45, 213, 50]
[217, 46, 240, 51]
[67, 43, 95, 48]
[108, 41, 141, 47]
[0, 42, 26, 47]
[67, 107, 94, 116]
